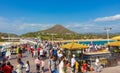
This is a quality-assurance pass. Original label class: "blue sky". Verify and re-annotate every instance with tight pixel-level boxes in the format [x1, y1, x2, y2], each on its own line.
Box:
[0, 0, 120, 35]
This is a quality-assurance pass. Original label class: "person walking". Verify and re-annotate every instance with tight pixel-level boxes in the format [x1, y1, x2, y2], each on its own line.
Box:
[40, 48, 44, 58]
[16, 60, 23, 73]
[95, 57, 100, 72]
[71, 54, 76, 73]
[37, 46, 41, 56]
[35, 57, 41, 73]
[40, 58, 45, 73]
[24, 61, 30, 73]
[48, 56, 58, 73]
[59, 56, 65, 73]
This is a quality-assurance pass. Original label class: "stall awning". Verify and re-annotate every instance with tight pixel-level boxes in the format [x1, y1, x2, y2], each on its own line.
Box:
[112, 36, 120, 41]
[60, 41, 88, 50]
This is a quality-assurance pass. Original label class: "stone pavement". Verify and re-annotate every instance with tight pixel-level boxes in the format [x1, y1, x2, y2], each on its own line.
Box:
[9, 52, 50, 73]
[3, 52, 120, 73]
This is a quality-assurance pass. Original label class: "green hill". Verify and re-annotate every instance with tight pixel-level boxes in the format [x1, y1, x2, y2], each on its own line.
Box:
[40, 24, 76, 34]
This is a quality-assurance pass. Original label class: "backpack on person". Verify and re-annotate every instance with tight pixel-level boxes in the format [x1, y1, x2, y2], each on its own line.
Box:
[49, 60, 58, 73]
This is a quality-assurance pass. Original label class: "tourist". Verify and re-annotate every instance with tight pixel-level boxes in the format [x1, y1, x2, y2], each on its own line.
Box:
[40, 58, 45, 73]
[0, 62, 2, 72]
[27, 47, 31, 54]
[11, 66, 17, 73]
[40, 48, 44, 58]
[16, 60, 23, 73]
[95, 56, 100, 72]
[66, 62, 72, 73]
[34, 57, 40, 73]
[31, 47, 34, 58]
[81, 61, 88, 73]
[75, 60, 79, 73]
[18, 47, 22, 58]
[53, 47, 58, 60]
[6, 61, 13, 69]
[48, 56, 57, 73]
[5, 48, 11, 60]
[71, 54, 76, 73]
[24, 61, 30, 73]
[18, 58, 24, 68]
[59, 56, 65, 73]
[37, 46, 41, 56]
[1, 61, 12, 73]
[34, 49, 37, 57]
[57, 50, 63, 63]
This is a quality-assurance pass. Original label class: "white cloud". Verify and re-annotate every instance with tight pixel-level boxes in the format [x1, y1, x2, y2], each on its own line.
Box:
[94, 14, 120, 22]
[17, 23, 53, 31]
[0, 16, 120, 35]
[0, 17, 54, 35]
[65, 22, 120, 33]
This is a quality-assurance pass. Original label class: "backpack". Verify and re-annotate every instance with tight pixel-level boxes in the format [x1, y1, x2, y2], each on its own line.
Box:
[49, 60, 57, 70]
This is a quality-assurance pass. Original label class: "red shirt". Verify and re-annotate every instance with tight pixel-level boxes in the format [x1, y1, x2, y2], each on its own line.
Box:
[31, 48, 34, 54]
[38, 48, 41, 52]
[2, 65, 12, 73]
[82, 63, 88, 70]
[28, 47, 30, 51]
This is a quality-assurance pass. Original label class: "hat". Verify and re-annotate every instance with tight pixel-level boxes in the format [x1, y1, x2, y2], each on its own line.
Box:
[73, 54, 75, 57]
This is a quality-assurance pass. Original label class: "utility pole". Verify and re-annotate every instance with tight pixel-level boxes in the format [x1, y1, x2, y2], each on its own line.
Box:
[104, 27, 112, 43]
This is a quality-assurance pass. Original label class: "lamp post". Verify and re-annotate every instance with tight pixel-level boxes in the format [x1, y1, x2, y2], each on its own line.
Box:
[8, 34, 10, 42]
[104, 27, 112, 43]
[38, 33, 41, 40]
[51, 33, 56, 44]
[52, 33, 53, 43]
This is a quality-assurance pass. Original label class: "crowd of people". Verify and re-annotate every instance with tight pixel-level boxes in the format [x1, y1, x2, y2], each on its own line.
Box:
[0, 40, 105, 73]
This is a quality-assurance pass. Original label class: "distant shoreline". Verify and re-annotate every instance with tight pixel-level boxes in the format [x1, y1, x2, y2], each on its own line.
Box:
[52, 39, 113, 42]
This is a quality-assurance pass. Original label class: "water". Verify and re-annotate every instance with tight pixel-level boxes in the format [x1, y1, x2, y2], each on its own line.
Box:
[79, 40, 114, 45]
[0, 46, 2, 49]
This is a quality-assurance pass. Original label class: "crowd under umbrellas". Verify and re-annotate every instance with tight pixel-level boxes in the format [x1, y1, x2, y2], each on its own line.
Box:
[0, 39, 108, 73]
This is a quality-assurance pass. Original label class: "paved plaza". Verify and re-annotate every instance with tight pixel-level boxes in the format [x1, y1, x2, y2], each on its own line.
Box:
[4, 52, 119, 73]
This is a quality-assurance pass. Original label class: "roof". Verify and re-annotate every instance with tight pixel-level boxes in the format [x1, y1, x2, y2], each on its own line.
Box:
[84, 51, 110, 55]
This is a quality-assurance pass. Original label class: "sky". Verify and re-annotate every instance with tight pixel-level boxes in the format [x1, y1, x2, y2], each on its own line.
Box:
[0, 0, 120, 35]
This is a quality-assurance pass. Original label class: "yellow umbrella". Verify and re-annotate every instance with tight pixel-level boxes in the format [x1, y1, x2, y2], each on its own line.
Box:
[60, 41, 88, 50]
[112, 36, 120, 41]
[107, 41, 120, 46]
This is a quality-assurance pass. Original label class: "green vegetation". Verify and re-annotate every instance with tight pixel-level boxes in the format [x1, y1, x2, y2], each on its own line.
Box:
[0, 32, 19, 42]
[0, 25, 120, 41]
[21, 32, 120, 40]
[21, 25, 120, 40]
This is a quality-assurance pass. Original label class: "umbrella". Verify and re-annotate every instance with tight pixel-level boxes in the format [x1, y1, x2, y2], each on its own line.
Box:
[60, 41, 88, 50]
[112, 36, 120, 41]
[106, 41, 120, 46]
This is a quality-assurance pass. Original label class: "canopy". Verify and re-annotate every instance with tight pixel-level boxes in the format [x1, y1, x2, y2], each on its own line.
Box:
[60, 41, 88, 50]
[112, 36, 120, 41]
[106, 41, 120, 46]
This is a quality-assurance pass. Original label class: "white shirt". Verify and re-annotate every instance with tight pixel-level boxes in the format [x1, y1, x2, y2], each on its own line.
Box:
[40, 49, 44, 55]
[25, 64, 30, 71]
[59, 61, 64, 73]
[95, 58, 99, 66]
[71, 58, 76, 67]
[58, 53, 63, 58]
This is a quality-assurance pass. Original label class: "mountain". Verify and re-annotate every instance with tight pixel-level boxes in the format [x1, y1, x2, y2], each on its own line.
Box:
[21, 24, 77, 38]
[0, 32, 18, 37]
[40, 24, 77, 34]
[0, 32, 19, 41]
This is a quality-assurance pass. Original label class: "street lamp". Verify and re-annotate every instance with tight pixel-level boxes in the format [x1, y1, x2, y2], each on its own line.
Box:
[51, 33, 56, 44]
[38, 33, 41, 40]
[8, 34, 10, 42]
[52, 33, 53, 43]
[104, 27, 112, 43]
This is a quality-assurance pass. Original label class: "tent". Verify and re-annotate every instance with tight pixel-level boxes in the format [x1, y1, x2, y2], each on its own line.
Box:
[107, 41, 120, 46]
[112, 36, 120, 41]
[60, 41, 88, 50]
